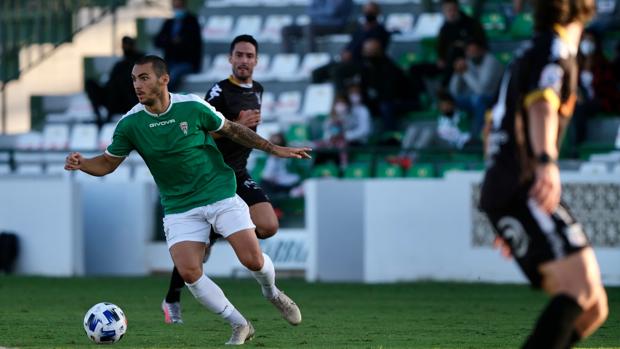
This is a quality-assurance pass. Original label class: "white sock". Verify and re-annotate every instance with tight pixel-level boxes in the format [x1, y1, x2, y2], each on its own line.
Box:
[186, 274, 247, 326]
[251, 253, 280, 299]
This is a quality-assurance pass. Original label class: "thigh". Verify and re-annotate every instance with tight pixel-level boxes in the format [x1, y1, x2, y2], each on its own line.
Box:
[207, 195, 255, 238]
[485, 199, 590, 288]
[169, 241, 208, 272]
[163, 207, 211, 249]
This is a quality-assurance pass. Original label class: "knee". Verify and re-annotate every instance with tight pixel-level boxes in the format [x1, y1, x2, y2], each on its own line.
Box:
[257, 220, 278, 239]
[239, 251, 264, 272]
[177, 265, 203, 284]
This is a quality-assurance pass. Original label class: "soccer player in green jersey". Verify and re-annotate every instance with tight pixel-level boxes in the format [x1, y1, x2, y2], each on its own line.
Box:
[65, 55, 310, 345]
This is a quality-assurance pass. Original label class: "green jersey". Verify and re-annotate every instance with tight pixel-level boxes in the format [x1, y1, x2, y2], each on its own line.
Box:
[106, 93, 236, 214]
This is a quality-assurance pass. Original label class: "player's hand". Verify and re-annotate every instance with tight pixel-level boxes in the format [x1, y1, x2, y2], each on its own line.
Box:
[271, 145, 312, 159]
[529, 163, 561, 214]
[237, 109, 261, 128]
[493, 236, 513, 260]
[64, 152, 84, 171]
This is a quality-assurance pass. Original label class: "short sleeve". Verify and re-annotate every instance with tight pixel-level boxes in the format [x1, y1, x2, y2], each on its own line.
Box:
[105, 120, 134, 157]
[523, 62, 563, 111]
[198, 100, 226, 132]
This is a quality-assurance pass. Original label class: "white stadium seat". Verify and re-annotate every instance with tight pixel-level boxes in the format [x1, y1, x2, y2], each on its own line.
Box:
[386, 13, 415, 35]
[302, 83, 334, 117]
[269, 53, 300, 81]
[410, 13, 444, 39]
[298, 52, 331, 80]
[202, 15, 234, 42]
[252, 54, 272, 81]
[260, 15, 293, 42]
[14, 132, 44, 163]
[275, 91, 302, 117]
[205, 54, 232, 81]
[99, 123, 116, 151]
[296, 14, 310, 26]
[260, 91, 277, 120]
[232, 15, 263, 38]
[42, 124, 70, 150]
[579, 162, 608, 175]
[257, 121, 281, 141]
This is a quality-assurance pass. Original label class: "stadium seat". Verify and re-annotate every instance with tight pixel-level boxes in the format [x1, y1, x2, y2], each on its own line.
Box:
[269, 53, 301, 81]
[285, 123, 309, 145]
[510, 13, 533, 39]
[275, 90, 302, 117]
[42, 124, 70, 150]
[232, 15, 263, 38]
[481, 12, 507, 38]
[205, 54, 232, 81]
[311, 162, 339, 178]
[253, 54, 272, 81]
[579, 162, 608, 175]
[410, 13, 443, 39]
[406, 163, 435, 178]
[298, 53, 331, 80]
[260, 15, 293, 42]
[99, 123, 115, 150]
[375, 162, 403, 178]
[495, 51, 512, 65]
[184, 56, 212, 83]
[15, 164, 44, 175]
[301, 84, 334, 117]
[295, 14, 310, 26]
[257, 121, 281, 141]
[344, 162, 371, 179]
[438, 162, 467, 177]
[14, 132, 44, 163]
[249, 154, 267, 179]
[386, 13, 415, 39]
[47, 93, 95, 123]
[202, 15, 234, 42]
[260, 91, 277, 120]
[69, 124, 99, 151]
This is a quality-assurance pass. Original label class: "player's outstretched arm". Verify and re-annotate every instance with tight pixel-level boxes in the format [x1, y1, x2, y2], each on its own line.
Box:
[217, 119, 312, 159]
[64, 152, 125, 176]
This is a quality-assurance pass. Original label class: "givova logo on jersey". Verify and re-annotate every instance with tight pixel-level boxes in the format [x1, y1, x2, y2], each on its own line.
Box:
[149, 119, 176, 128]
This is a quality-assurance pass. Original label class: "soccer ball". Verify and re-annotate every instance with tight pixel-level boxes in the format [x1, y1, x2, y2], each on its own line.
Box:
[83, 302, 127, 344]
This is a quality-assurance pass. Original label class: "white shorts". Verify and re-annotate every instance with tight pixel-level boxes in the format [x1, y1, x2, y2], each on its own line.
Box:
[162, 194, 255, 249]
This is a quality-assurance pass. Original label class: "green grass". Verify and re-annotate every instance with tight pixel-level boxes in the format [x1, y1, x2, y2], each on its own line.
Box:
[0, 277, 618, 348]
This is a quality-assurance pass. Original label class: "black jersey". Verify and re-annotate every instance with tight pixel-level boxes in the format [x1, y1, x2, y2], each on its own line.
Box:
[205, 77, 263, 174]
[480, 27, 578, 212]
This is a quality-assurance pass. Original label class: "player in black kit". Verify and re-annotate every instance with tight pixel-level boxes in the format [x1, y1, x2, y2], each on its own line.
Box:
[162, 35, 281, 324]
[480, 1, 607, 348]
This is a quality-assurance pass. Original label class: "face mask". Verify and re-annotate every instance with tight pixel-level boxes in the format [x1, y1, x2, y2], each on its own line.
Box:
[580, 40, 595, 55]
[365, 14, 377, 23]
[349, 93, 361, 105]
[173, 9, 186, 19]
[334, 102, 348, 116]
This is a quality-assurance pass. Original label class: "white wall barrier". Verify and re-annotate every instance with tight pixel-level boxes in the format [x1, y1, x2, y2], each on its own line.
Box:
[305, 173, 620, 285]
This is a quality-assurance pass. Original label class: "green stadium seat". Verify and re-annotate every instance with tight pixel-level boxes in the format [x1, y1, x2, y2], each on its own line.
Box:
[375, 162, 403, 178]
[495, 51, 512, 65]
[438, 162, 467, 177]
[481, 12, 507, 38]
[249, 156, 267, 180]
[285, 123, 309, 145]
[311, 162, 339, 178]
[344, 162, 371, 179]
[510, 13, 533, 39]
[406, 163, 435, 178]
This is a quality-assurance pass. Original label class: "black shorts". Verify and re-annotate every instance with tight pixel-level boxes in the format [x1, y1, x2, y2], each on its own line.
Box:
[235, 170, 270, 207]
[484, 199, 590, 288]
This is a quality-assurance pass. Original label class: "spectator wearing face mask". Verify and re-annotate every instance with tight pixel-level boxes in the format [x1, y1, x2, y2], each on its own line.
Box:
[448, 37, 503, 143]
[345, 84, 372, 145]
[571, 28, 620, 148]
[345, 1, 391, 63]
[154, 0, 202, 91]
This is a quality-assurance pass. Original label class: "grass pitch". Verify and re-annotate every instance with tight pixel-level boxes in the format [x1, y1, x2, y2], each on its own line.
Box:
[0, 276, 618, 349]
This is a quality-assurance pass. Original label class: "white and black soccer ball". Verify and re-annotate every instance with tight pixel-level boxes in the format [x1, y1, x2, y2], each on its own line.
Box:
[83, 302, 127, 344]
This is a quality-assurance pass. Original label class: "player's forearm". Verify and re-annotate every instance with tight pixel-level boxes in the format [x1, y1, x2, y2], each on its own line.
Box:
[528, 100, 559, 159]
[80, 155, 116, 176]
[218, 121, 275, 154]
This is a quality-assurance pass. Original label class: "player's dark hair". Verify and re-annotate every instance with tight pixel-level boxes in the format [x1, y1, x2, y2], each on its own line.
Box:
[534, 0, 596, 31]
[134, 55, 169, 77]
[230, 34, 259, 54]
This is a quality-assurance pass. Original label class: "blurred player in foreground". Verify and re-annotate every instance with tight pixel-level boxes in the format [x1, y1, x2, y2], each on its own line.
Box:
[480, 1, 607, 348]
[65, 55, 309, 345]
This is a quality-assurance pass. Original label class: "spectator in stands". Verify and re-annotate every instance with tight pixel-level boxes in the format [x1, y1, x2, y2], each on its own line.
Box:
[436, 91, 470, 149]
[572, 28, 620, 147]
[448, 37, 503, 142]
[345, 1, 391, 62]
[311, 49, 361, 93]
[345, 84, 372, 145]
[261, 132, 302, 197]
[281, 0, 354, 53]
[360, 38, 417, 131]
[85, 36, 143, 128]
[154, 0, 202, 92]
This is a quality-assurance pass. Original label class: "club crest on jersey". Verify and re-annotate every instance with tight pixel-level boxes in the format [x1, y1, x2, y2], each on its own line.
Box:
[180, 121, 188, 135]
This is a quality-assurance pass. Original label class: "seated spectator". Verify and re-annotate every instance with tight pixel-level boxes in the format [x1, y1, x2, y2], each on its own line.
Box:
[312, 49, 361, 92]
[314, 95, 350, 167]
[85, 36, 143, 128]
[360, 38, 418, 131]
[436, 91, 470, 149]
[281, 0, 354, 53]
[346, 1, 391, 63]
[261, 133, 302, 196]
[448, 37, 503, 142]
[345, 83, 372, 145]
[572, 28, 620, 147]
[154, 0, 202, 91]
